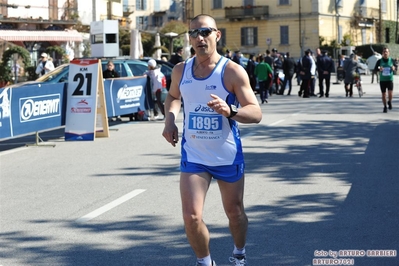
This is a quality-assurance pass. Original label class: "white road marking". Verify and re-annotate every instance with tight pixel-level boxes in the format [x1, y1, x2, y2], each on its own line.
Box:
[269, 120, 285, 126]
[75, 189, 146, 223]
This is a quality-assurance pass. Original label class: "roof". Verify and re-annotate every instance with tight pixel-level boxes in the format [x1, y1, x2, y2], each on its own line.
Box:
[0, 29, 83, 42]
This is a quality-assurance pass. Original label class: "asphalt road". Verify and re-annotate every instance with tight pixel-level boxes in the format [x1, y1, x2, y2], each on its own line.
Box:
[1, 75, 398, 266]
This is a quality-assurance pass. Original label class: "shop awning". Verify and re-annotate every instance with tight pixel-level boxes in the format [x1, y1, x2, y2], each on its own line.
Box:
[0, 30, 83, 42]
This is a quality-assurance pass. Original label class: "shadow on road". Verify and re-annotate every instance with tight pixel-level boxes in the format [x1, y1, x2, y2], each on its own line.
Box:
[1, 106, 398, 265]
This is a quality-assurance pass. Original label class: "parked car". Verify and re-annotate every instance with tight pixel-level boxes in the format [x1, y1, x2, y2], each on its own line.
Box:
[2, 58, 173, 89]
[34, 59, 146, 84]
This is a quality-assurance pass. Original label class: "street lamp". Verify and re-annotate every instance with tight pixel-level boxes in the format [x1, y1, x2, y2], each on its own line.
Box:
[164, 32, 179, 57]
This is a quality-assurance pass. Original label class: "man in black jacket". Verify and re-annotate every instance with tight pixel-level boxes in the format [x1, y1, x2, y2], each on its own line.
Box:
[298, 50, 313, 98]
[280, 52, 296, 95]
[246, 54, 257, 91]
[169, 47, 183, 65]
[316, 50, 334, 97]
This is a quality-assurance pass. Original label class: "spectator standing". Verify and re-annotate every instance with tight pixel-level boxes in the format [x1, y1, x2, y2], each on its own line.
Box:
[103, 61, 122, 121]
[264, 50, 274, 71]
[145, 59, 166, 119]
[162, 14, 262, 266]
[309, 50, 317, 96]
[225, 49, 232, 59]
[255, 55, 273, 103]
[280, 52, 296, 95]
[316, 50, 334, 97]
[245, 54, 257, 91]
[374, 47, 395, 113]
[298, 49, 312, 98]
[169, 47, 184, 65]
[35, 53, 54, 77]
[343, 54, 361, 97]
[103, 60, 120, 79]
[232, 50, 242, 66]
[295, 58, 302, 85]
[271, 48, 282, 95]
[366, 52, 382, 83]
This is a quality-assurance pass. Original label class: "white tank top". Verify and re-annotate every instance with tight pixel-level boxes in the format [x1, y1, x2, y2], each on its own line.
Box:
[179, 56, 243, 166]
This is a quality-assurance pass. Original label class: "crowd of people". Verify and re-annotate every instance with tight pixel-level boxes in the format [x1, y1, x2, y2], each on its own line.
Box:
[227, 46, 395, 113]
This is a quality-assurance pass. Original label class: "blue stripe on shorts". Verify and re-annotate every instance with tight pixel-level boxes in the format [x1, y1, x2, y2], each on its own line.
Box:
[180, 161, 245, 183]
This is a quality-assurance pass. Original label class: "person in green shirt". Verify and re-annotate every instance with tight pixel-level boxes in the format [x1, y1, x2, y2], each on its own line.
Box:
[374, 47, 395, 113]
[255, 55, 273, 103]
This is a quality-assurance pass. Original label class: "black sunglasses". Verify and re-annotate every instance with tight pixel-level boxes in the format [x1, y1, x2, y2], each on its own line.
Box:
[188, 27, 217, 38]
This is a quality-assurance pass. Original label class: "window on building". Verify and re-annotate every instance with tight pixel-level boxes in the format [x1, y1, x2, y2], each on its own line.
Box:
[279, 0, 290, 5]
[361, 28, 366, 44]
[153, 16, 163, 27]
[241, 27, 258, 46]
[92, 34, 103, 44]
[154, 0, 160, 12]
[244, 0, 254, 6]
[280, 26, 289, 45]
[106, 34, 117, 43]
[213, 0, 222, 9]
[136, 0, 147, 11]
[338, 25, 342, 43]
[385, 28, 390, 43]
[381, 0, 386, 12]
[170, 1, 176, 12]
[136, 16, 148, 30]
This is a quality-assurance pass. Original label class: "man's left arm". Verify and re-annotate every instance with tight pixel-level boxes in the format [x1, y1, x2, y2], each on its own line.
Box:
[223, 62, 262, 124]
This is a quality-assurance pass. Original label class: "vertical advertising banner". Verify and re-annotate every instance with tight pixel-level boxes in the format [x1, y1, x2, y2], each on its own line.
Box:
[0, 87, 12, 139]
[65, 59, 102, 141]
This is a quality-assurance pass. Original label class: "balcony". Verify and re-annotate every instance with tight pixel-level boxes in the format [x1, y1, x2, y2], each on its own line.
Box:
[225, 5, 269, 20]
[0, 15, 78, 30]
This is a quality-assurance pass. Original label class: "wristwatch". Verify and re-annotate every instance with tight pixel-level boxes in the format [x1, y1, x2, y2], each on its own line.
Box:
[227, 104, 238, 118]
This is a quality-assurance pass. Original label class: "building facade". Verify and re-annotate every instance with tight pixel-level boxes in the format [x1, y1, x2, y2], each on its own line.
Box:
[123, 0, 182, 32]
[0, 0, 125, 66]
[186, 0, 398, 59]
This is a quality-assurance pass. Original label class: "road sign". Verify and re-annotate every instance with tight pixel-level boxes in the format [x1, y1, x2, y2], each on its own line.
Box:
[65, 59, 109, 141]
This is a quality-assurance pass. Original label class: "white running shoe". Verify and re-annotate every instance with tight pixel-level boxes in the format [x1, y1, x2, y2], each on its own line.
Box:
[196, 260, 217, 266]
[229, 255, 247, 265]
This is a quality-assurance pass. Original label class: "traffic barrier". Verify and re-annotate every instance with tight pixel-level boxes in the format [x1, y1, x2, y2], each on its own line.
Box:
[0, 76, 152, 141]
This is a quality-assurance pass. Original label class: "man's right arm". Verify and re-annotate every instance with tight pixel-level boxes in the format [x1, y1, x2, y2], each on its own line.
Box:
[162, 63, 184, 147]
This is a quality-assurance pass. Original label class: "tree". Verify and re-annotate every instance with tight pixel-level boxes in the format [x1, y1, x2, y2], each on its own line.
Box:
[0, 45, 31, 84]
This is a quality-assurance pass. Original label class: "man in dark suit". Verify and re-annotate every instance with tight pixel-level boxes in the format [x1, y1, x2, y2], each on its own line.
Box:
[245, 54, 257, 91]
[280, 52, 296, 95]
[316, 50, 334, 97]
[298, 50, 313, 98]
[232, 50, 242, 65]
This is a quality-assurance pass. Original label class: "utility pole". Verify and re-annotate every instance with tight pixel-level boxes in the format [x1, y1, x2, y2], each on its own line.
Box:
[396, 0, 399, 43]
[378, 0, 382, 43]
[299, 0, 302, 56]
[92, 0, 96, 21]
